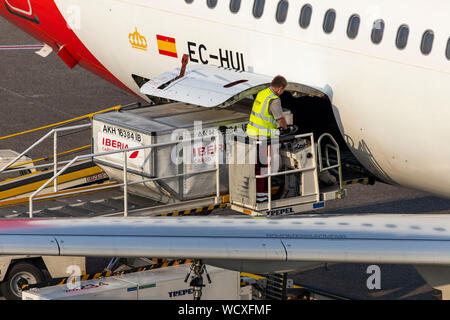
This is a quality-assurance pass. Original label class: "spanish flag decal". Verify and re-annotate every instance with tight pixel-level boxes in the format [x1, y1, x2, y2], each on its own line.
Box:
[156, 35, 178, 58]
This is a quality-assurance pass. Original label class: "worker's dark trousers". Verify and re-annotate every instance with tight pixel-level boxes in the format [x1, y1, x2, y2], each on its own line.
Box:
[255, 144, 269, 202]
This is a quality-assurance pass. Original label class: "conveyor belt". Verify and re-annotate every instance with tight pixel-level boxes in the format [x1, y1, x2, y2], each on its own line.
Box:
[0, 161, 108, 201]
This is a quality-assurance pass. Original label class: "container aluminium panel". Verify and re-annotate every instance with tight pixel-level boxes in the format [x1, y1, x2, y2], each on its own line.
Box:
[94, 102, 250, 135]
[92, 103, 250, 202]
[155, 108, 250, 129]
[131, 102, 206, 119]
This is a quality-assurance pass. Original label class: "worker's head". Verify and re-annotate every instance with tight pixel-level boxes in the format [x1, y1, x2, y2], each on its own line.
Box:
[270, 75, 288, 96]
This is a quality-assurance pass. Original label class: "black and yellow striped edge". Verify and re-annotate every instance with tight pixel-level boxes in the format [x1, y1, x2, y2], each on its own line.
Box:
[159, 196, 229, 217]
[0, 162, 106, 201]
[159, 203, 228, 217]
[158, 186, 285, 217]
[343, 178, 370, 186]
[22, 259, 191, 291]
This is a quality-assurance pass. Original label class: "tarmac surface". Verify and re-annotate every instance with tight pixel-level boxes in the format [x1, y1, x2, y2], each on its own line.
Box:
[1, 18, 449, 300]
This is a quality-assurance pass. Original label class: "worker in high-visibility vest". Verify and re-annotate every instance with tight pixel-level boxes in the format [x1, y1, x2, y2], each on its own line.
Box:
[246, 75, 288, 203]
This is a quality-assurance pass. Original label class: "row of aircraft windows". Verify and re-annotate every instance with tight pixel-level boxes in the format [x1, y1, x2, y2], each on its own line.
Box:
[185, 0, 450, 60]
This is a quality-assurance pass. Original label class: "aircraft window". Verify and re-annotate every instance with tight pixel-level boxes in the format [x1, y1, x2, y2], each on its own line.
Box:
[299, 4, 312, 29]
[185, 0, 193, 3]
[371, 19, 385, 44]
[207, 0, 217, 8]
[347, 14, 360, 39]
[253, 0, 265, 18]
[446, 38, 450, 60]
[275, 1, 289, 24]
[230, 0, 241, 13]
[420, 30, 434, 55]
[395, 25, 409, 50]
[323, 9, 336, 34]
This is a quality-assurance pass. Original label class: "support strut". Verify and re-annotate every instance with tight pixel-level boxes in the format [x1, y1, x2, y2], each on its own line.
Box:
[184, 259, 212, 300]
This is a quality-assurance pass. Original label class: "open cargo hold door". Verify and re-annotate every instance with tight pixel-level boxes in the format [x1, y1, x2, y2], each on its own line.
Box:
[140, 63, 330, 108]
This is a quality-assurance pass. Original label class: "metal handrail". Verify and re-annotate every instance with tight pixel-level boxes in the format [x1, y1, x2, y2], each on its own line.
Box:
[234, 132, 318, 211]
[0, 123, 92, 194]
[256, 165, 316, 179]
[29, 182, 120, 203]
[317, 133, 343, 193]
[324, 144, 340, 170]
[28, 134, 222, 218]
[1, 159, 78, 175]
[268, 133, 318, 210]
[0, 124, 91, 173]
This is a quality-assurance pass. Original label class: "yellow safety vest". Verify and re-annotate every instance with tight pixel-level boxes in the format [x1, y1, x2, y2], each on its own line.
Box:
[246, 87, 279, 138]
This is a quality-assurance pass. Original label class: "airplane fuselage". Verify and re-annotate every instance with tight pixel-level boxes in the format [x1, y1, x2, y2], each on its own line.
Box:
[1, 0, 449, 197]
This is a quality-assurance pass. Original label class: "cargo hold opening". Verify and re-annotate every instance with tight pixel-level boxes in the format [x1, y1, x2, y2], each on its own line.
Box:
[280, 90, 368, 173]
[281, 91, 343, 147]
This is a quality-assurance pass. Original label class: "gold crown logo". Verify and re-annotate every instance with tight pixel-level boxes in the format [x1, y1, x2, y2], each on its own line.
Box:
[129, 27, 148, 51]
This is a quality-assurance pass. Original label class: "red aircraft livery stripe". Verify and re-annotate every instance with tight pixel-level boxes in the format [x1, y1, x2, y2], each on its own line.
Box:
[0, 0, 138, 98]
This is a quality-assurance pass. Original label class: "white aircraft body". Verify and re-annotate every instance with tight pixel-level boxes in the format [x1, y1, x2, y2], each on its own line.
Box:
[1, 0, 449, 197]
[1, 0, 450, 298]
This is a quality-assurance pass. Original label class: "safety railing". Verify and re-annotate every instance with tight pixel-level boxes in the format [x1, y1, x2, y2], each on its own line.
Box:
[0, 104, 143, 189]
[317, 133, 344, 195]
[0, 105, 125, 142]
[28, 134, 223, 218]
[0, 123, 92, 192]
[254, 133, 319, 211]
